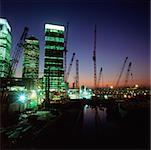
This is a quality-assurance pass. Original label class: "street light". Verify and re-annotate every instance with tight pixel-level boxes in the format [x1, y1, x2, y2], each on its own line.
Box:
[19, 94, 26, 103]
[18, 93, 26, 112]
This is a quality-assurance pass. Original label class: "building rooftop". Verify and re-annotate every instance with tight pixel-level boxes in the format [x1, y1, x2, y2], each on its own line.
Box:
[45, 23, 64, 31]
[0, 17, 11, 31]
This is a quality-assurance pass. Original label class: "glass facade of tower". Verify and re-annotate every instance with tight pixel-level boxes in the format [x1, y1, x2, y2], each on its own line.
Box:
[0, 18, 11, 77]
[44, 23, 65, 91]
[22, 36, 39, 79]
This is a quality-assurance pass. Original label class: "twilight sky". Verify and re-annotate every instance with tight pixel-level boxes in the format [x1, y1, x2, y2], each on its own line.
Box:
[1, 0, 150, 88]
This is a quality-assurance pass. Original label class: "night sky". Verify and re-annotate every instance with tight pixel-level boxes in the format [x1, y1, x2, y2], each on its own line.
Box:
[1, 0, 150, 88]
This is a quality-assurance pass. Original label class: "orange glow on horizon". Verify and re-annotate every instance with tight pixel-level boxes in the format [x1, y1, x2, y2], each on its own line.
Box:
[15, 70, 150, 89]
[69, 79, 150, 88]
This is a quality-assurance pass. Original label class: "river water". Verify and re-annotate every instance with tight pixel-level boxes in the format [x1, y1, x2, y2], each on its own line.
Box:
[79, 103, 149, 148]
[82, 104, 120, 141]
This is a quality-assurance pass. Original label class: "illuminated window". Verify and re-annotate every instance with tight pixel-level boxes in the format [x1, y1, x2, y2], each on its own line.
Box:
[0, 18, 11, 77]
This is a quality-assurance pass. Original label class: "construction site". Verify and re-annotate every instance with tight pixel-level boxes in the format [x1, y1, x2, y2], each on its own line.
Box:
[0, 17, 150, 149]
[0, 17, 150, 109]
[0, 19, 149, 112]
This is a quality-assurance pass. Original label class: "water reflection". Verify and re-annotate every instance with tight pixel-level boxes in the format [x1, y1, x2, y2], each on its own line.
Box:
[83, 105, 96, 138]
[82, 103, 121, 140]
[82, 104, 109, 139]
[83, 104, 107, 126]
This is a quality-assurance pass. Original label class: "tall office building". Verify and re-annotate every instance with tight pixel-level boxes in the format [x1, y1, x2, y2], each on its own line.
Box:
[22, 36, 40, 79]
[44, 23, 65, 91]
[0, 18, 11, 77]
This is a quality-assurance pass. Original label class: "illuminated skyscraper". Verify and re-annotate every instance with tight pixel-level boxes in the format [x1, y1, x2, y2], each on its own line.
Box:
[22, 36, 40, 79]
[0, 18, 11, 77]
[44, 23, 65, 91]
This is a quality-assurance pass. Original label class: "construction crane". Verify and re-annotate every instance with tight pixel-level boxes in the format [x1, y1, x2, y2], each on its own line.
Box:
[9, 27, 29, 77]
[97, 67, 102, 88]
[93, 24, 97, 89]
[115, 56, 128, 88]
[64, 22, 69, 80]
[65, 52, 75, 82]
[1, 27, 29, 104]
[131, 72, 133, 85]
[75, 59, 79, 89]
[124, 62, 132, 87]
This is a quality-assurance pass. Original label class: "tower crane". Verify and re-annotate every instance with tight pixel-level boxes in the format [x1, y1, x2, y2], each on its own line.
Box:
[1, 27, 29, 103]
[124, 62, 132, 87]
[9, 27, 29, 77]
[97, 67, 102, 88]
[115, 56, 128, 88]
[2, 27, 29, 89]
[130, 72, 134, 87]
[64, 22, 69, 80]
[93, 24, 97, 89]
[75, 59, 79, 89]
[65, 52, 75, 82]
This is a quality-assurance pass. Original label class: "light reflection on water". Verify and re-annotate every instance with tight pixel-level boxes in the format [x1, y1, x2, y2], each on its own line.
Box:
[83, 104, 107, 126]
[83, 105, 95, 128]
[82, 104, 109, 138]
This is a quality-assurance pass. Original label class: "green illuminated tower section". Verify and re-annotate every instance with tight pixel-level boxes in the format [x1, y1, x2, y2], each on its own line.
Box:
[0, 18, 11, 77]
[44, 23, 65, 91]
[22, 36, 40, 79]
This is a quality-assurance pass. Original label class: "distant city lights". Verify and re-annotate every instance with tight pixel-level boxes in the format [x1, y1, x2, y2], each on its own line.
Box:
[104, 95, 108, 99]
[110, 85, 113, 89]
[124, 94, 127, 98]
[135, 84, 139, 88]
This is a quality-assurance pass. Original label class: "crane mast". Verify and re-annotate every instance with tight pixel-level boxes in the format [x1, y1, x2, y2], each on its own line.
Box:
[131, 72, 133, 85]
[97, 67, 102, 88]
[75, 59, 79, 89]
[64, 22, 69, 81]
[115, 56, 128, 88]
[93, 25, 97, 89]
[125, 62, 132, 87]
[65, 52, 75, 82]
[9, 27, 29, 77]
